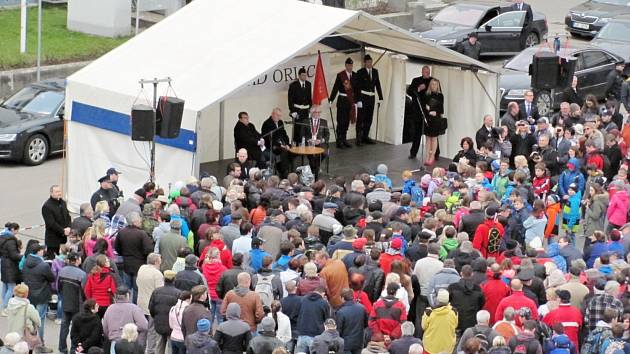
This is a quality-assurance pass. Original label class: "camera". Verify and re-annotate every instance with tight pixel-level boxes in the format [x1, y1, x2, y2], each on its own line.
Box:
[491, 127, 503, 139]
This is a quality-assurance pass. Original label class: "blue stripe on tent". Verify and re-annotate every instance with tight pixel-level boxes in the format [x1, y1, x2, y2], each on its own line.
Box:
[71, 101, 196, 152]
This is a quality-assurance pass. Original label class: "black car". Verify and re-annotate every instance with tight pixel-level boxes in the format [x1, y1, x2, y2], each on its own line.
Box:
[565, 0, 630, 38]
[499, 45, 624, 115]
[0, 79, 66, 165]
[419, 2, 547, 56]
[591, 15, 630, 61]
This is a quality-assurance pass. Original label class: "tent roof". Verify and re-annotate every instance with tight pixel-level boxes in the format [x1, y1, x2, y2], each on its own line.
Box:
[68, 0, 498, 112]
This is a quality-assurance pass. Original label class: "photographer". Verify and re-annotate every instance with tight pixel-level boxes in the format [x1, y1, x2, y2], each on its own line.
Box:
[530, 135, 559, 176]
[488, 126, 512, 160]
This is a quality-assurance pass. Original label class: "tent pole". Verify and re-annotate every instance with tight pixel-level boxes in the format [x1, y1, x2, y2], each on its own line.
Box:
[219, 101, 225, 160]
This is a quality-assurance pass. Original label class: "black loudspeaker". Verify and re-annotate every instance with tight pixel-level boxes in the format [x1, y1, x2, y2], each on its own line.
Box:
[558, 57, 577, 89]
[156, 96, 185, 139]
[131, 104, 155, 141]
[530, 52, 559, 90]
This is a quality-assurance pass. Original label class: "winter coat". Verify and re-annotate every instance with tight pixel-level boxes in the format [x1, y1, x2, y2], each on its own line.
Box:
[57, 264, 87, 313]
[181, 302, 212, 339]
[202, 260, 227, 300]
[545, 202, 562, 238]
[84, 267, 117, 307]
[448, 278, 485, 330]
[174, 266, 205, 292]
[439, 238, 459, 261]
[136, 264, 164, 315]
[336, 300, 368, 351]
[421, 304, 458, 354]
[427, 268, 461, 307]
[542, 304, 582, 348]
[523, 215, 547, 246]
[249, 248, 271, 273]
[42, 196, 71, 248]
[70, 311, 103, 350]
[102, 300, 148, 342]
[296, 292, 330, 337]
[472, 219, 505, 259]
[369, 296, 407, 339]
[584, 240, 609, 268]
[584, 193, 609, 237]
[546, 243, 567, 273]
[558, 158, 585, 198]
[216, 266, 247, 298]
[508, 331, 542, 354]
[168, 299, 189, 342]
[22, 254, 54, 305]
[220, 286, 265, 332]
[114, 225, 154, 275]
[388, 336, 422, 354]
[607, 188, 629, 227]
[280, 294, 302, 340]
[157, 231, 188, 272]
[312, 329, 345, 354]
[114, 339, 144, 354]
[0, 233, 22, 283]
[320, 259, 349, 308]
[459, 210, 485, 239]
[5, 297, 40, 335]
[457, 325, 499, 353]
[246, 332, 284, 354]
[214, 304, 252, 354]
[358, 263, 385, 303]
[494, 291, 538, 324]
[185, 332, 221, 354]
[148, 283, 181, 336]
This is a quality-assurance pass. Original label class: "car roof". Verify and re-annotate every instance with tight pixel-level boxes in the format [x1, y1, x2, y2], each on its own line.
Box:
[447, 2, 498, 10]
[518, 44, 608, 55]
[34, 78, 66, 91]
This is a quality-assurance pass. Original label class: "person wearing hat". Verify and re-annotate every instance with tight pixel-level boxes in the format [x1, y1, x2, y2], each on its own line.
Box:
[558, 157, 585, 200]
[542, 290, 582, 348]
[456, 32, 481, 60]
[148, 270, 182, 354]
[174, 254, 205, 292]
[312, 203, 342, 246]
[90, 175, 120, 217]
[341, 237, 367, 271]
[102, 286, 148, 352]
[379, 237, 404, 275]
[56, 251, 87, 353]
[246, 317, 283, 354]
[106, 167, 124, 200]
[584, 280, 623, 331]
[184, 318, 220, 354]
[355, 54, 383, 145]
[421, 288, 458, 354]
[114, 188, 146, 219]
[287, 67, 312, 143]
[472, 206, 505, 259]
[329, 57, 358, 148]
[493, 279, 538, 324]
[311, 318, 345, 354]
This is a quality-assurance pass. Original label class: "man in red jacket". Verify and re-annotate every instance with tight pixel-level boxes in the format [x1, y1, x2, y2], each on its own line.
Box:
[369, 282, 407, 339]
[543, 290, 582, 349]
[494, 279, 538, 325]
[481, 263, 510, 324]
[472, 206, 505, 259]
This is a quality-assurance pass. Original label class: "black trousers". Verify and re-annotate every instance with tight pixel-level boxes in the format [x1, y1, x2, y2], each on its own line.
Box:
[272, 148, 291, 178]
[336, 98, 352, 142]
[409, 118, 423, 157]
[357, 96, 375, 141]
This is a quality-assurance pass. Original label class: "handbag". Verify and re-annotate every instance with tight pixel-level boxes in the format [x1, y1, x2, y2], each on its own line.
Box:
[437, 116, 448, 133]
[22, 304, 42, 349]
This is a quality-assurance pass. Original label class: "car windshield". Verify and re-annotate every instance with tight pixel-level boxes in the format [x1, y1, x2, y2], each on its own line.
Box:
[1, 86, 63, 115]
[592, 0, 630, 5]
[433, 5, 485, 27]
[596, 21, 630, 41]
[504, 48, 573, 71]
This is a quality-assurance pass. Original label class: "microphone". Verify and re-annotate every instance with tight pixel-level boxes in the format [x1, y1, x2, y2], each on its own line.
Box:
[282, 120, 294, 125]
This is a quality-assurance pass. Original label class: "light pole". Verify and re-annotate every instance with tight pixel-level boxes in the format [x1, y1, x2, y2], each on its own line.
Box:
[36, 0, 42, 81]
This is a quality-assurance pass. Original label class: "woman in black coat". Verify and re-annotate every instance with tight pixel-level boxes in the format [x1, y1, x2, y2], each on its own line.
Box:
[71, 299, 103, 353]
[0, 222, 22, 312]
[422, 79, 445, 166]
[452, 137, 477, 167]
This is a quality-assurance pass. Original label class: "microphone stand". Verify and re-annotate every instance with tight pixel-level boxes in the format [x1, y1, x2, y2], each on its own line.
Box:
[260, 122, 289, 176]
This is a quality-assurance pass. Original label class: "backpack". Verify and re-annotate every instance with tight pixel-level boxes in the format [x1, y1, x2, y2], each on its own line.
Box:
[581, 328, 613, 354]
[512, 337, 537, 354]
[603, 339, 626, 354]
[487, 226, 501, 254]
[473, 327, 491, 353]
[254, 273, 275, 308]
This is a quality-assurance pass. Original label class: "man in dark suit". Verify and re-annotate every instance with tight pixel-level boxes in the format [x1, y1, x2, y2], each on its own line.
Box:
[355, 54, 383, 145]
[562, 76, 584, 107]
[518, 90, 540, 126]
[304, 106, 330, 179]
[262, 108, 292, 178]
[475, 114, 495, 150]
[511, 0, 533, 25]
[288, 67, 312, 144]
[407, 65, 433, 159]
[233, 111, 265, 167]
[329, 57, 358, 148]
[42, 185, 71, 259]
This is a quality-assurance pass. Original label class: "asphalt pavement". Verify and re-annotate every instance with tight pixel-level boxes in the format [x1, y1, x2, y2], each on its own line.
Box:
[0, 0, 594, 348]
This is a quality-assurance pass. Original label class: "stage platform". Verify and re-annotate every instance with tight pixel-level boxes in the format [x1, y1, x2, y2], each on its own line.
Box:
[199, 141, 451, 188]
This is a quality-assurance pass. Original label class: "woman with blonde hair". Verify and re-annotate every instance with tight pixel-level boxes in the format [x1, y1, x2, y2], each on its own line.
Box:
[83, 219, 114, 258]
[513, 155, 530, 180]
[422, 79, 445, 166]
[93, 200, 111, 225]
[6, 284, 41, 351]
[114, 323, 143, 354]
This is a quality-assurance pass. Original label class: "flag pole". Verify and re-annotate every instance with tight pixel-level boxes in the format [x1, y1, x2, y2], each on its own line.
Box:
[314, 50, 337, 141]
[328, 102, 337, 142]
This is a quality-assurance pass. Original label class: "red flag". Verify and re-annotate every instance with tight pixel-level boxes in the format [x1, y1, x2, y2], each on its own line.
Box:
[312, 51, 329, 106]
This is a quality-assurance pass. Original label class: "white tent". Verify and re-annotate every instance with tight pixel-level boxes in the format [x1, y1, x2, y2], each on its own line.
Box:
[65, 0, 499, 209]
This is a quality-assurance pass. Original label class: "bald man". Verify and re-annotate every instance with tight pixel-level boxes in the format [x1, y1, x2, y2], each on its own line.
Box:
[494, 278, 538, 323]
[220, 272, 264, 332]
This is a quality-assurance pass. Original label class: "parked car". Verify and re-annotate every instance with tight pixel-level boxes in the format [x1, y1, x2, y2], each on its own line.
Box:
[418, 2, 547, 56]
[591, 15, 630, 61]
[0, 79, 66, 165]
[499, 45, 624, 116]
[565, 0, 630, 38]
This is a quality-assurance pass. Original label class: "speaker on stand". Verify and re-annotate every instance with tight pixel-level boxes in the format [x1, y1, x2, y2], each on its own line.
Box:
[156, 96, 185, 138]
[131, 104, 155, 141]
[529, 52, 560, 90]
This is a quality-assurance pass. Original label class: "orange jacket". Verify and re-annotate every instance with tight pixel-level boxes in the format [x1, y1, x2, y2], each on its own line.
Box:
[545, 203, 562, 238]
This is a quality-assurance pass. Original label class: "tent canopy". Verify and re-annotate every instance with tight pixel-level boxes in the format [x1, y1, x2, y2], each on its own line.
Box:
[69, 0, 497, 113]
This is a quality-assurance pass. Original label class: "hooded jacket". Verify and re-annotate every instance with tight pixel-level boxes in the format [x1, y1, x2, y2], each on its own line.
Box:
[215, 303, 252, 354]
[246, 331, 284, 354]
[22, 254, 54, 305]
[0, 231, 22, 283]
[546, 243, 567, 273]
[312, 329, 345, 354]
[448, 278, 485, 330]
[607, 187, 629, 227]
[421, 304, 458, 354]
[297, 292, 330, 337]
[481, 273, 511, 325]
[427, 267, 461, 307]
[584, 193, 609, 237]
[558, 158, 585, 197]
[369, 295, 407, 339]
[202, 260, 227, 300]
[70, 311, 103, 350]
[6, 297, 40, 335]
[220, 286, 264, 331]
[185, 331, 220, 354]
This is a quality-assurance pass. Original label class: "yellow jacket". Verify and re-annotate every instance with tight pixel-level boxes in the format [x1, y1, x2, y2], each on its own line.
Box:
[421, 304, 458, 354]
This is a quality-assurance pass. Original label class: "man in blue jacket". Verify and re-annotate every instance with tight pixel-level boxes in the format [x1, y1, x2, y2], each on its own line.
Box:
[296, 286, 330, 354]
[335, 289, 367, 354]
